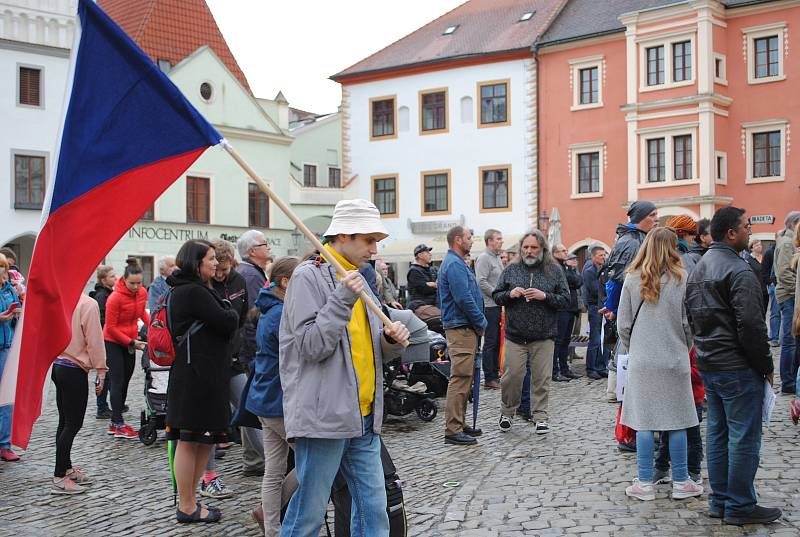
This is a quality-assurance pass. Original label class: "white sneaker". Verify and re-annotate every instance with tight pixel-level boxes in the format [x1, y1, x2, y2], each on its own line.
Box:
[672, 479, 703, 500]
[534, 422, 550, 434]
[498, 416, 512, 432]
[51, 476, 86, 495]
[626, 478, 655, 501]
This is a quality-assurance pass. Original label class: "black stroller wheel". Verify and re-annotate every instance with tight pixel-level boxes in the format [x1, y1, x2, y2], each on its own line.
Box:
[416, 399, 437, 422]
[139, 424, 157, 446]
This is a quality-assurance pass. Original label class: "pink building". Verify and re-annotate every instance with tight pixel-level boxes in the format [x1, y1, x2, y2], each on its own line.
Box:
[537, 0, 799, 255]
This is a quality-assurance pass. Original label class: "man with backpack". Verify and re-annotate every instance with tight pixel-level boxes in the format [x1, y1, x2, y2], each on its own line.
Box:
[278, 199, 409, 536]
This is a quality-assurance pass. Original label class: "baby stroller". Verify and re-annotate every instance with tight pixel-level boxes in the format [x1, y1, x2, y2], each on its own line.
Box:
[383, 309, 438, 422]
[138, 350, 170, 445]
[406, 330, 450, 398]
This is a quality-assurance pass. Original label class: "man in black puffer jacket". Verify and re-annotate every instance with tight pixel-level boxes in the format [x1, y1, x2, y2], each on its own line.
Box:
[492, 230, 569, 434]
[685, 206, 780, 526]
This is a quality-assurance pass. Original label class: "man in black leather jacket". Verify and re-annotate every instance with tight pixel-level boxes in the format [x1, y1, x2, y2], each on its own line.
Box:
[685, 206, 780, 526]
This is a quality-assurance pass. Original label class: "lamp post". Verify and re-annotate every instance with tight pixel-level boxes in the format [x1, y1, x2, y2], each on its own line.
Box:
[537, 210, 550, 233]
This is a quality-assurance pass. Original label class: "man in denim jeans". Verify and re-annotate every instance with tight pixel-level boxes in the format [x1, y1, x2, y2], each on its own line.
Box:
[686, 206, 781, 526]
[774, 211, 800, 393]
[279, 200, 409, 536]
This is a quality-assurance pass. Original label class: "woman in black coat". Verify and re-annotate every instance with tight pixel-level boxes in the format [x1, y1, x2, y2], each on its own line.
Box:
[166, 240, 239, 523]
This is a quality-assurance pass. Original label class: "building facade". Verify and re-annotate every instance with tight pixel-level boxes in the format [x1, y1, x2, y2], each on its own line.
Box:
[0, 0, 76, 273]
[332, 0, 565, 281]
[537, 0, 799, 253]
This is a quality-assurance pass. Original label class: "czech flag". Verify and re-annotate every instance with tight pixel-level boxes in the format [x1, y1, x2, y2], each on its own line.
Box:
[0, 0, 221, 449]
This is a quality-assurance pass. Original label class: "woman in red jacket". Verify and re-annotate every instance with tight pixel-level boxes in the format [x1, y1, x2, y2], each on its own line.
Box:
[104, 259, 149, 439]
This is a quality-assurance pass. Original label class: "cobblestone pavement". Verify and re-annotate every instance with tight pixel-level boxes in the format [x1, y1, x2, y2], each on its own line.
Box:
[1, 349, 798, 536]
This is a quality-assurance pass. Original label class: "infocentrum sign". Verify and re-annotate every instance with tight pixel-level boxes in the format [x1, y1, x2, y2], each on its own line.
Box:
[127, 224, 282, 246]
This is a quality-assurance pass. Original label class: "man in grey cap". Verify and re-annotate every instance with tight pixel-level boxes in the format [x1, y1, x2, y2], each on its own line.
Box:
[599, 199, 657, 451]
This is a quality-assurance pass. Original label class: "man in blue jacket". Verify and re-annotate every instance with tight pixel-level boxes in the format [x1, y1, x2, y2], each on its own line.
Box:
[439, 225, 487, 446]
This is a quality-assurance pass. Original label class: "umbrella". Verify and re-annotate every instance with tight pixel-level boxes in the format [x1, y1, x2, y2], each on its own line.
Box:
[472, 348, 482, 429]
[167, 434, 177, 505]
[547, 207, 561, 248]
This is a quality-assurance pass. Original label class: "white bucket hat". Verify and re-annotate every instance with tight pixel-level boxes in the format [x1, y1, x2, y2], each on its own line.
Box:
[323, 199, 389, 240]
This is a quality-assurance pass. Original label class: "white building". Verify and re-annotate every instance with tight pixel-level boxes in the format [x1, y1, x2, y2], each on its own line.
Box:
[0, 0, 75, 273]
[332, 0, 565, 282]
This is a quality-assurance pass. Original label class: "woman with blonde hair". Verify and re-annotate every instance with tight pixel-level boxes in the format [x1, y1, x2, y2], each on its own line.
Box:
[618, 227, 703, 501]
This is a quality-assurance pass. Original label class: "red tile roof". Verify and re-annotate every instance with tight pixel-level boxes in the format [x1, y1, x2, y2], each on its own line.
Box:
[98, 0, 251, 92]
[332, 0, 566, 82]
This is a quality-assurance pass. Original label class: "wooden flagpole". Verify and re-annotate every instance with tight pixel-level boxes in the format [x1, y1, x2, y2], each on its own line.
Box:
[222, 140, 407, 347]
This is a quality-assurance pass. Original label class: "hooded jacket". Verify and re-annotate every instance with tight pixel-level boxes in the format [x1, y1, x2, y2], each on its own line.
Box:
[89, 283, 112, 327]
[103, 277, 149, 346]
[245, 288, 284, 418]
[279, 259, 401, 439]
[211, 269, 249, 362]
[603, 223, 647, 312]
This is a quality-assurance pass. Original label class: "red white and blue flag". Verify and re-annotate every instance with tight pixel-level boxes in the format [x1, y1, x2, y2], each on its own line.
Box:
[0, 0, 222, 448]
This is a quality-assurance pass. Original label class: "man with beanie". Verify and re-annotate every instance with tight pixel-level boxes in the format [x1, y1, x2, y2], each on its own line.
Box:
[600, 200, 657, 451]
[279, 199, 409, 535]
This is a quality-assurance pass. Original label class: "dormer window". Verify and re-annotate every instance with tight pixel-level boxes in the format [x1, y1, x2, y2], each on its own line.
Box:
[519, 12, 534, 22]
[443, 25, 458, 35]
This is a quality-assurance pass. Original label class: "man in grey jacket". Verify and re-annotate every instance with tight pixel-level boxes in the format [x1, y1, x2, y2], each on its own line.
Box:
[475, 229, 504, 389]
[279, 199, 409, 537]
[774, 211, 800, 394]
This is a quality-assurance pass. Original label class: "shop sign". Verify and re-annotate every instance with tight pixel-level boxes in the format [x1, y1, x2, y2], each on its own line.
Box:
[409, 215, 465, 234]
[749, 215, 775, 225]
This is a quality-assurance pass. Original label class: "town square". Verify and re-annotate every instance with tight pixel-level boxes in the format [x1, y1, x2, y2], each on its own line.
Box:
[1, 0, 800, 535]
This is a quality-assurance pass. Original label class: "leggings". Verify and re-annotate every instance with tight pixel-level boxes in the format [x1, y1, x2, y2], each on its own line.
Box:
[52, 364, 88, 477]
[106, 341, 135, 425]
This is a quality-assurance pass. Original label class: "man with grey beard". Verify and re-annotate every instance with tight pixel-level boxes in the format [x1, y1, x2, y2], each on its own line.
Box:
[492, 230, 570, 434]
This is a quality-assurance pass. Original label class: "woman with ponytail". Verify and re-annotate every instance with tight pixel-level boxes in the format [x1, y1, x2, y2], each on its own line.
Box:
[103, 258, 149, 439]
[618, 227, 703, 501]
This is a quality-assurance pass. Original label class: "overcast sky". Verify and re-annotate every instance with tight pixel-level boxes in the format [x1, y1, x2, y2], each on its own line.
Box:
[206, 0, 465, 114]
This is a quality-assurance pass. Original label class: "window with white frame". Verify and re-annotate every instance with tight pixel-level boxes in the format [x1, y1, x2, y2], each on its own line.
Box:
[638, 32, 695, 91]
[743, 119, 787, 183]
[638, 124, 697, 185]
[570, 56, 603, 111]
[570, 142, 604, 198]
[744, 23, 786, 85]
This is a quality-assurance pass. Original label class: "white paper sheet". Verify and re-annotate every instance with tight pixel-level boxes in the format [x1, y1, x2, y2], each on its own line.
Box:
[762, 381, 776, 423]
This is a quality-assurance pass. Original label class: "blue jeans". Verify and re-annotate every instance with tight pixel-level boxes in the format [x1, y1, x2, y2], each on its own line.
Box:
[636, 429, 688, 482]
[586, 306, 607, 373]
[779, 297, 797, 391]
[280, 414, 388, 537]
[519, 354, 532, 414]
[702, 368, 763, 516]
[0, 348, 12, 448]
[767, 284, 781, 341]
